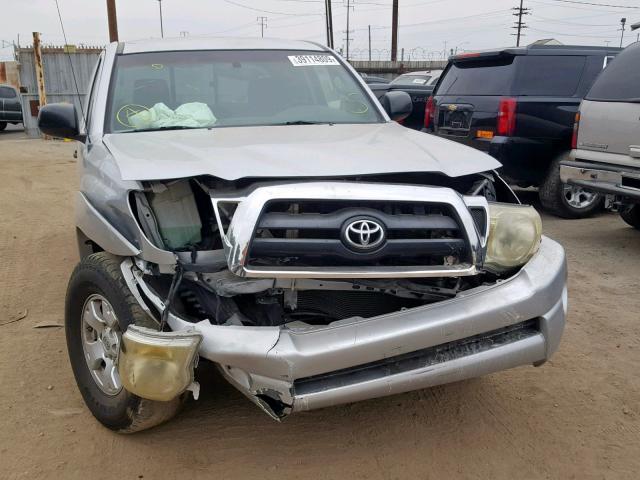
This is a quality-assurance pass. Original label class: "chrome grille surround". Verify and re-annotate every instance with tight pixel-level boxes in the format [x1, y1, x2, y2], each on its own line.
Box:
[211, 182, 489, 279]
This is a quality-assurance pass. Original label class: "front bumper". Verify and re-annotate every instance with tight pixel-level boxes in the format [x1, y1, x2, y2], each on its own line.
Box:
[560, 160, 640, 202]
[158, 236, 567, 419]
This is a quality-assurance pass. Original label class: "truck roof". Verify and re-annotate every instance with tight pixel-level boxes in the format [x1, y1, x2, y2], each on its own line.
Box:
[119, 37, 327, 54]
[451, 44, 622, 62]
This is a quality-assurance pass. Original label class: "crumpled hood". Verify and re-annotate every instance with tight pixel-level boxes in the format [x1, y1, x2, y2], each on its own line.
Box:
[103, 122, 501, 181]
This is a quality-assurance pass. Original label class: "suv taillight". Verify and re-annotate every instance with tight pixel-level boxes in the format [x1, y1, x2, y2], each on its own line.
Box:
[571, 112, 580, 149]
[424, 95, 435, 129]
[497, 97, 517, 136]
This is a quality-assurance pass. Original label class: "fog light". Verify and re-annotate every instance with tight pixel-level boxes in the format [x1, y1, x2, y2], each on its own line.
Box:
[485, 203, 542, 272]
[118, 326, 201, 402]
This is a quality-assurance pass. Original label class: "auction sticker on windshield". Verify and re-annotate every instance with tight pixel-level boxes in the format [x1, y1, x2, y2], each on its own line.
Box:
[288, 55, 340, 66]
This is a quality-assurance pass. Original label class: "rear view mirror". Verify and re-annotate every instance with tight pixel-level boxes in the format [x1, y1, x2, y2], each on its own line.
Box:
[38, 103, 85, 141]
[380, 91, 413, 122]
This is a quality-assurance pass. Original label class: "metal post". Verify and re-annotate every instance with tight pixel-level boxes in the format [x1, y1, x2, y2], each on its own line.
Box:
[158, 0, 164, 38]
[325, 0, 334, 49]
[106, 0, 118, 42]
[368, 25, 371, 61]
[345, 0, 351, 61]
[401, 47, 404, 62]
[391, 0, 398, 62]
[257, 16, 267, 38]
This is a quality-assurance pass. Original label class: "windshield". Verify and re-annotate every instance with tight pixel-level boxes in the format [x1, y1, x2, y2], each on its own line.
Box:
[106, 50, 382, 133]
[391, 74, 431, 86]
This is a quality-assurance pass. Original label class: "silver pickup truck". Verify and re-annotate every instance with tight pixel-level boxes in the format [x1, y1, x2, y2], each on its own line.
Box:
[37, 37, 567, 433]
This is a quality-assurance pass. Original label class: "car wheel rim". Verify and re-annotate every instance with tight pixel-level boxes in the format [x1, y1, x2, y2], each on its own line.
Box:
[81, 294, 123, 396]
[562, 184, 597, 209]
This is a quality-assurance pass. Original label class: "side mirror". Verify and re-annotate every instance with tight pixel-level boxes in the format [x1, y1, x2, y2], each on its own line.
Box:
[380, 90, 413, 122]
[38, 103, 85, 141]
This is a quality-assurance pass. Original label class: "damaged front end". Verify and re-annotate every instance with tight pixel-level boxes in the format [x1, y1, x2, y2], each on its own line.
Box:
[80, 173, 566, 420]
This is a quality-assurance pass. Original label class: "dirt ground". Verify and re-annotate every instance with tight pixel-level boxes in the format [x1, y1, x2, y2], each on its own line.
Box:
[1, 128, 639, 480]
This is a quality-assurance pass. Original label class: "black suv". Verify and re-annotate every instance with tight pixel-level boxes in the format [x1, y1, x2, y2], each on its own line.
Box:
[0, 84, 23, 130]
[427, 45, 620, 218]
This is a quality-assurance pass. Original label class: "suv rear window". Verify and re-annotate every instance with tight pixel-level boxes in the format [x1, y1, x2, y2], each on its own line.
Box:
[436, 57, 515, 96]
[0, 86, 17, 98]
[513, 56, 585, 96]
[586, 43, 640, 102]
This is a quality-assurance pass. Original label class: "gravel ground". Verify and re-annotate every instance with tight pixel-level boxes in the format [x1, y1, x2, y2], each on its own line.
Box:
[1, 130, 639, 480]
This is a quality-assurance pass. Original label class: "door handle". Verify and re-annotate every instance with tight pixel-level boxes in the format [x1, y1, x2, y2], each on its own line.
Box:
[630, 146, 640, 158]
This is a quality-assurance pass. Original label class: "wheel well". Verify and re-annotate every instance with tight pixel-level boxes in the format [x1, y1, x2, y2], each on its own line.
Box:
[76, 227, 104, 259]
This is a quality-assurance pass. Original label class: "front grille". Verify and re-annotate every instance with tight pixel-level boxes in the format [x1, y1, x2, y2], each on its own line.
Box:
[245, 200, 471, 268]
[469, 206, 487, 237]
[294, 319, 540, 396]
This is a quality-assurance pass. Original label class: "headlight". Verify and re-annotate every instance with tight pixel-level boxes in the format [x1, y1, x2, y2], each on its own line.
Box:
[484, 203, 542, 272]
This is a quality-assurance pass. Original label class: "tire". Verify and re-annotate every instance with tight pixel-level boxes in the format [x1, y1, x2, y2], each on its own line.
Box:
[539, 155, 603, 219]
[65, 252, 184, 433]
[620, 204, 640, 230]
[0, 122, 7, 131]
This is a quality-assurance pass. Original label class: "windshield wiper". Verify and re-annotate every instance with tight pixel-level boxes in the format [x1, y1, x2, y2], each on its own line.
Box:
[124, 125, 206, 133]
[282, 120, 333, 126]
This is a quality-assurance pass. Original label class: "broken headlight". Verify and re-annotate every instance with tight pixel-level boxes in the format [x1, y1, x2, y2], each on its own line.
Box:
[118, 326, 202, 402]
[484, 203, 542, 272]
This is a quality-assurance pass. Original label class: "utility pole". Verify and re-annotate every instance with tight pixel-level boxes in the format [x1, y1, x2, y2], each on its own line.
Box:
[325, 0, 334, 49]
[512, 0, 530, 47]
[32, 32, 47, 116]
[619, 17, 626, 48]
[391, 0, 398, 61]
[344, 0, 354, 61]
[368, 25, 372, 61]
[106, 0, 118, 42]
[158, 0, 164, 38]
[257, 16, 267, 38]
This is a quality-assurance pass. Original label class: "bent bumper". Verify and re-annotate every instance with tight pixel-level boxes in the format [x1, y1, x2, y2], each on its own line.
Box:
[164, 236, 567, 419]
[561, 161, 640, 202]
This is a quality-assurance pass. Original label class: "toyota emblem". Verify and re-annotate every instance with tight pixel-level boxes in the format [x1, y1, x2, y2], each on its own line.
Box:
[342, 218, 386, 251]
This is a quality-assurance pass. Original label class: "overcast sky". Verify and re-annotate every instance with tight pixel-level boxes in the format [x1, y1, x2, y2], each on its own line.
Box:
[1, 0, 639, 61]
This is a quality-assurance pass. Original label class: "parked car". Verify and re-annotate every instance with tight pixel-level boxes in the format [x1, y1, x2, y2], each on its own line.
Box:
[360, 72, 389, 84]
[391, 70, 443, 87]
[0, 84, 23, 130]
[366, 71, 445, 129]
[560, 42, 640, 229]
[427, 45, 620, 218]
[37, 37, 566, 433]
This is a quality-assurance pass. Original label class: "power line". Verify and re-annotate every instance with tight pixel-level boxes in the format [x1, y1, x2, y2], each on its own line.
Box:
[528, 26, 619, 37]
[546, 0, 638, 8]
[223, 0, 323, 16]
[531, 14, 619, 26]
[53, 0, 86, 126]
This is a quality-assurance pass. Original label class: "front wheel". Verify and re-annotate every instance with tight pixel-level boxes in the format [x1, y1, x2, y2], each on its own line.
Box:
[65, 252, 184, 433]
[620, 205, 640, 230]
[539, 156, 603, 218]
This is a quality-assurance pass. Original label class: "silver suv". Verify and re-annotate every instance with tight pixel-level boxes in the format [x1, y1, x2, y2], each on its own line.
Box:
[37, 38, 566, 433]
[561, 42, 640, 229]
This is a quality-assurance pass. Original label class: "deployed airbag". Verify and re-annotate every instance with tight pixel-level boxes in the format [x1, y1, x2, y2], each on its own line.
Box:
[129, 102, 217, 129]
